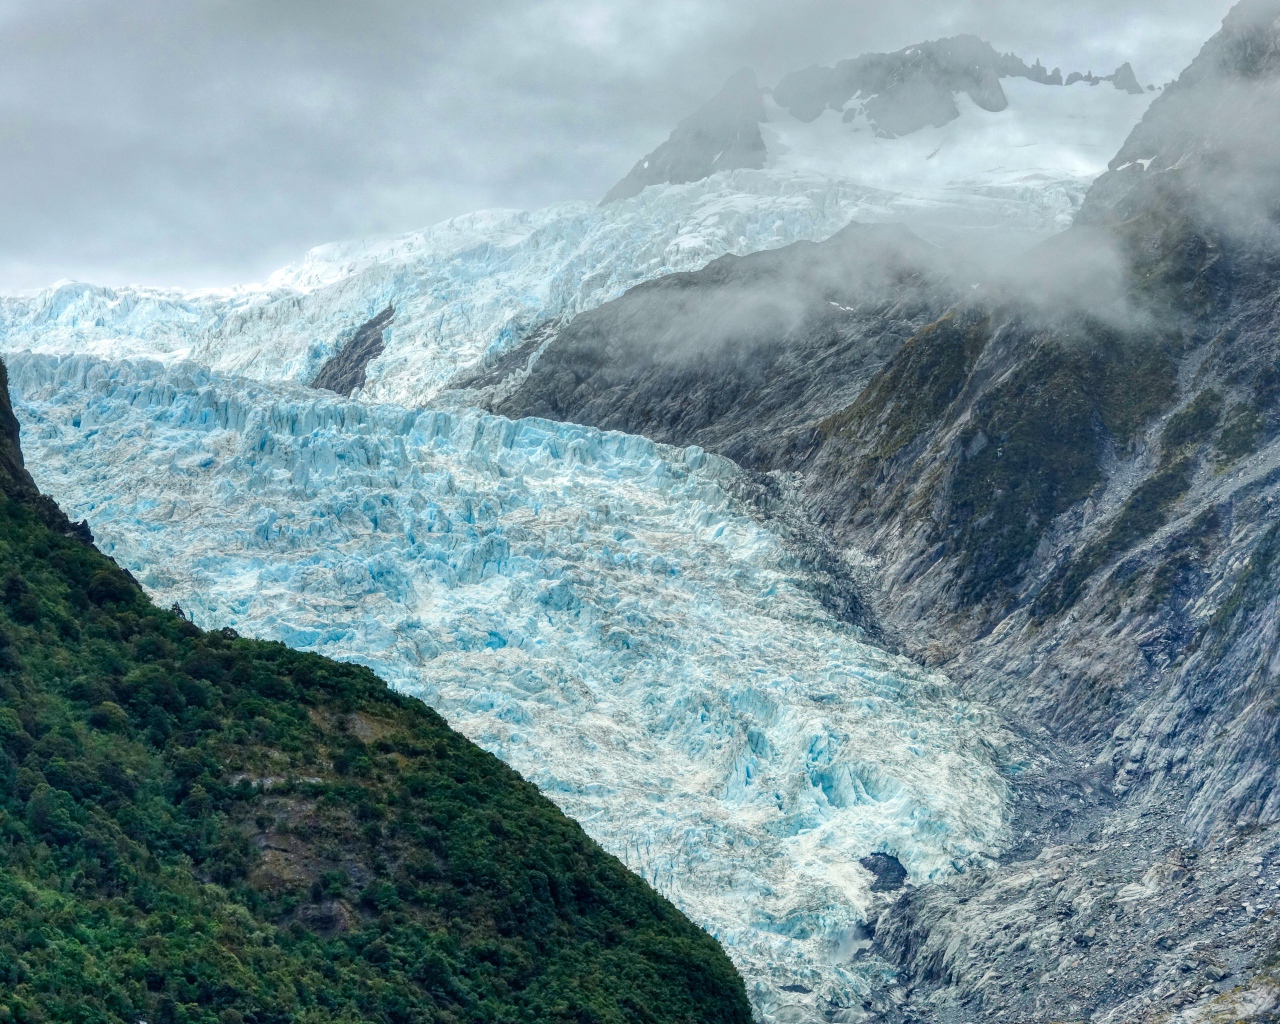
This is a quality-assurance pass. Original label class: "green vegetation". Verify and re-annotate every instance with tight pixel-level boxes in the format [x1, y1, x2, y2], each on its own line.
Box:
[1216, 402, 1266, 461]
[0, 357, 751, 1024]
[1138, 507, 1221, 613]
[945, 334, 1177, 606]
[821, 313, 990, 458]
[1035, 457, 1196, 617]
[1205, 521, 1280, 647]
[1162, 390, 1223, 451]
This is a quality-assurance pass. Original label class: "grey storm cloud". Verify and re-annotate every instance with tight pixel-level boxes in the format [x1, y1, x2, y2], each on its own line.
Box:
[0, 0, 1235, 290]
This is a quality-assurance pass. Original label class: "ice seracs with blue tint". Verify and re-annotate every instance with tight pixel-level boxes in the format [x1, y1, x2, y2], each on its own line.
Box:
[10, 352, 1013, 1022]
[4, 165, 1108, 412]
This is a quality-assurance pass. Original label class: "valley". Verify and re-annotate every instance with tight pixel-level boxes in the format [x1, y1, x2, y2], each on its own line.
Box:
[3, 5, 1280, 1022]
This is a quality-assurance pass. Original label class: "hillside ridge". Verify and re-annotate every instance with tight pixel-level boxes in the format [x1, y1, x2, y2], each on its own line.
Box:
[0, 355, 751, 1024]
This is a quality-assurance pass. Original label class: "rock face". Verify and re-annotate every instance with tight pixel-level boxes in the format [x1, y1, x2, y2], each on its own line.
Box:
[602, 69, 767, 203]
[483, 221, 957, 470]
[310, 304, 394, 396]
[493, 3, 1280, 1020]
[772, 35, 1041, 133]
[1111, 61, 1146, 95]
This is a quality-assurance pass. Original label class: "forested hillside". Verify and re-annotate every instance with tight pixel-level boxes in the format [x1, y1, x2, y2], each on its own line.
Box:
[0, 357, 750, 1024]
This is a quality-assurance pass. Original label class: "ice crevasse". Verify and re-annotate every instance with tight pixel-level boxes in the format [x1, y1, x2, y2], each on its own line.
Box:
[0, 170, 1087, 410]
[9, 352, 1014, 1018]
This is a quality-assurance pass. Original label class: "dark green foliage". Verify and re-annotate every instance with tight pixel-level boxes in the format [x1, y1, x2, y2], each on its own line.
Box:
[946, 336, 1177, 605]
[1205, 521, 1280, 646]
[1162, 390, 1223, 451]
[0, 368, 750, 1024]
[1139, 507, 1221, 613]
[1098, 457, 1196, 557]
[1036, 457, 1195, 617]
[822, 312, 990, 457]
[1216, 402, 1266, 461]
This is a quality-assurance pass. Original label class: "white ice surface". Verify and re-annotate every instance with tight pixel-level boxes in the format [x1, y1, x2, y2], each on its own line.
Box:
[9, 352, 1013, 1021]
[765, 78, 1154, 190]
[3, 166, 1094, 412]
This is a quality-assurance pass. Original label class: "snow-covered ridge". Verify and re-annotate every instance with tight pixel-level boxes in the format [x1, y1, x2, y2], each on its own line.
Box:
[2, 169, 1090, 413]
[764, 78, 1154, 191]
[10, 351, 1013, 1020]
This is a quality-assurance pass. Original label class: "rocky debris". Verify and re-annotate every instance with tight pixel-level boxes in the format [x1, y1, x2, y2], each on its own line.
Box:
[310, 305, 394, 396]
[855, 825, 1280, 1024]
[492, 4, 1280, 1021]
[602, 69, 766, 204]
[861, 853, 909, 892]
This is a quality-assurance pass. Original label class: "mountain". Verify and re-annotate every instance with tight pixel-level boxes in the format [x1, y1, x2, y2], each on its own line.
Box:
[0, 49, 1152, 415]
[603, 69, 768, 203]
[484, 2, 1280, 1020]
[1, 9, 1274, 1024]
[0, 356, 751, 1023]
[478, 220, 956, 471]
[607, 36, 1154, 211]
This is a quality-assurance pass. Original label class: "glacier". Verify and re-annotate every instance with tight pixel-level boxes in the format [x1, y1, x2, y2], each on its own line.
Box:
[0, 170, 1089, 412]
[0, 76, 1154, 1018]
[8, 351, 1013, 1021]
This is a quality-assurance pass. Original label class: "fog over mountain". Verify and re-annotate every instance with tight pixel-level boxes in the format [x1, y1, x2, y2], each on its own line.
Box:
[0, 0, 1231, 290]
[5, 4, 1280, 1024]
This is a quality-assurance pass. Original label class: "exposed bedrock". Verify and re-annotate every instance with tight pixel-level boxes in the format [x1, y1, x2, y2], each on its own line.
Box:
[493, 3, 1280, 1020]
[310, 304, 395, 396]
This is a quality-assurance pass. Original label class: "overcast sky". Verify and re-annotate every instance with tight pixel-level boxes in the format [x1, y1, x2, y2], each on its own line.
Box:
[0, 0, 1234, 292]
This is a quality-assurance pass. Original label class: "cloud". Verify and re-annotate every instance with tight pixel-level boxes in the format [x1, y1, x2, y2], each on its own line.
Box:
[0, 0, 1235, 290]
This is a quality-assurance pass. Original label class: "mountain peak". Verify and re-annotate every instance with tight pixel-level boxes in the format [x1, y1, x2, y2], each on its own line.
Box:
[601, 68, 766, 204]
[1082, 0, 1280, 224]
[602, 35, 1154, 206]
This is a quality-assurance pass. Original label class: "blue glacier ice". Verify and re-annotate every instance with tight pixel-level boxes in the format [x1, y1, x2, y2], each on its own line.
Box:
[0, 171, 1089, 412]
[9, 352, 1014, 1021]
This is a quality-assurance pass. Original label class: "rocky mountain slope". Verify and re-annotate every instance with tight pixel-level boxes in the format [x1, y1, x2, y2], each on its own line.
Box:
[0, 43, 1152, 413]
[607, 35, 1154, 213]
[1, 9, 1273, 1024]
[0, 354, 752, 1024]
[489, 3, 1280, 1020]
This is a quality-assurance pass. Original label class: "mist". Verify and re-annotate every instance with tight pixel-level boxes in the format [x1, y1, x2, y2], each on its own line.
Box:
[0, 0, 1234, 292]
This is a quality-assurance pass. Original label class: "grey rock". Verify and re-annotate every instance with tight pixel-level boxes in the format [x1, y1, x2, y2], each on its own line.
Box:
[310, 305, 394, 397]
[1111, 62, 1146, 95]
[602, 69, 765, 204]
[861, 853, 909, 892]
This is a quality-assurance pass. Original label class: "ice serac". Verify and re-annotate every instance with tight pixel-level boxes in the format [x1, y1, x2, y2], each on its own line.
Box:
[0, 171, 1097, 411]
[8, 351, 1013, 1021]
[603, 69, 767, 204]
